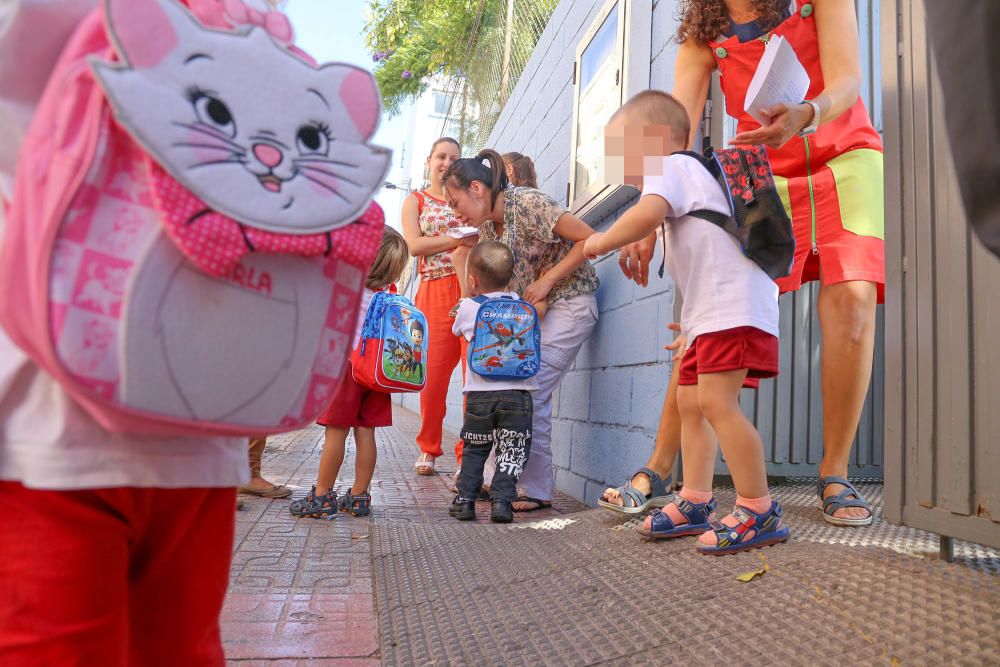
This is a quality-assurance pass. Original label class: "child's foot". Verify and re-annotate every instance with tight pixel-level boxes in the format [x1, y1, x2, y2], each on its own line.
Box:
[288, 486, 337, 520]
[490, 500, 513, 523]
[696, 498, 790, 555]
[415, 453, 436, 476]
[338, 490, 372, 517]
[636, 488, 716, 540]
[449, 496, 476, 521]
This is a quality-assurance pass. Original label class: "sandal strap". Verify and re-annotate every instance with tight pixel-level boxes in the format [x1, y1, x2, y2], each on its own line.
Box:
[636, 467, 672, 497]
[618, 484, 647, 509]
[649, 496, 716, 531]
[818, 476, 872, 515]
[817, 475, 857, 498]
[709, 502, 784, 548]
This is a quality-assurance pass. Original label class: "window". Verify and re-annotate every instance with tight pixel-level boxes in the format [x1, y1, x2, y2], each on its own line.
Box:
[568, 0, 652, 222]
[432, 91, 454, 116]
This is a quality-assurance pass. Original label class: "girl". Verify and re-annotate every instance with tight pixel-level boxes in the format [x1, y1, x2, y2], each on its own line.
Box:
[502, 151, 538, 188]
[443, 149, 599, 512]
[289, 228, 410, 519]
[400, 137, 467, 476]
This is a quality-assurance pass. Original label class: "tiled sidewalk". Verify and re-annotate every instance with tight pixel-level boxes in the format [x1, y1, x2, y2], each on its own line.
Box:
[223, 407, 584, 664]
[223, 407, 999, 665]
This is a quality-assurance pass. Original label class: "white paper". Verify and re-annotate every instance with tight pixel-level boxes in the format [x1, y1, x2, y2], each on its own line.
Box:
[446, 226, 480, 239]
[743, 35, 811, 126]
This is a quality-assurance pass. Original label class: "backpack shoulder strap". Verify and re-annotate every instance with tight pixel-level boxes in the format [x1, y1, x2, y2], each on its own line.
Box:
[687, 209, 731, 227]
[471, 295, 488, 304]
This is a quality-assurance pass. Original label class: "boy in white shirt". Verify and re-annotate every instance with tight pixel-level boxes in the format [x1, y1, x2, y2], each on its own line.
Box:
[450, 241, 537, 524]
[584, 90, 789, 555]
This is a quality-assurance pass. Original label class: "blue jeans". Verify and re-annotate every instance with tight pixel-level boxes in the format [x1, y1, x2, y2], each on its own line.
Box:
[458, 390, 532, 503]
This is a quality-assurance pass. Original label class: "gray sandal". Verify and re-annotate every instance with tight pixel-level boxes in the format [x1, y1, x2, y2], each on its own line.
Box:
[818, 476, 873, 527]
[598, 467, 673, 515]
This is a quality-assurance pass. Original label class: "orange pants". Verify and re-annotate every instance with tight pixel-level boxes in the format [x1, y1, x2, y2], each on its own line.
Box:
[414, 274, 465, 462]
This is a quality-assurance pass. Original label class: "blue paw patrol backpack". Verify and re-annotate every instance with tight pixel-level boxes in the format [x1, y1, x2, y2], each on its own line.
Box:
[351, 290, 428, 393]
[468, 295, 541, 379]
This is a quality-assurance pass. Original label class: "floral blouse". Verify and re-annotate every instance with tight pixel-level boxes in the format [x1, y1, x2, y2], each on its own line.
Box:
[478, 187, 599, 304]
[416, 191, 462, 280]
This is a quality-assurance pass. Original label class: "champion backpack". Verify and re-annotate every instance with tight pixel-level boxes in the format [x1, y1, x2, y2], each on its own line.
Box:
[0, 0, 392, 436]
[674, 146, 795, 281]
[468, 295, 541, 379]
[351, 291, 428, 393]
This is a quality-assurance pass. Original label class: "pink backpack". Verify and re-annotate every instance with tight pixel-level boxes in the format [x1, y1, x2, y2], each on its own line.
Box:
[0, 0, 391, 436]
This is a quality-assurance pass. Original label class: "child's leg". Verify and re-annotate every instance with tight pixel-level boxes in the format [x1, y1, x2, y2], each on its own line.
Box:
[489, 392, 533, 503]
[457, 396, 497, 501]
[641, 383, 717, 531]
[317, 426, 349, 495]
[695, 370, 772, 546]
[350, 426, 378, 496]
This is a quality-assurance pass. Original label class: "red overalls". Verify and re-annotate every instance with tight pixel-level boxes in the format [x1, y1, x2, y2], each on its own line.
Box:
[709, 2, 885, 301]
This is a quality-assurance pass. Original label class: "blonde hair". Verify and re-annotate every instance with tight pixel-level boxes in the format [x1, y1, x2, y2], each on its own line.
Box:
[366, 227, 409, 290]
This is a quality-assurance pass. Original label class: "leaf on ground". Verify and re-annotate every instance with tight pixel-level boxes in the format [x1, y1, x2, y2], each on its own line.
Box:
[735, 554, 769, 582]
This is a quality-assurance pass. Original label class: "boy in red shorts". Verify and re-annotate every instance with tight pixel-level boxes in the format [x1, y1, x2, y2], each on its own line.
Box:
[585, 90, 789, 555]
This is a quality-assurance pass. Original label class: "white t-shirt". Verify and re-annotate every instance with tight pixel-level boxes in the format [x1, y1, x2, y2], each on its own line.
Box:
[452, 291, 539, 394]
[642, 154, 779, 342]
[0, 1, 248, 490]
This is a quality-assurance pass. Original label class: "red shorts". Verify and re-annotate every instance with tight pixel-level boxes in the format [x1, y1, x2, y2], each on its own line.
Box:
[317, 374, 392, 428]
[678, 326, 779, 387]
[0, 482, 235, 666]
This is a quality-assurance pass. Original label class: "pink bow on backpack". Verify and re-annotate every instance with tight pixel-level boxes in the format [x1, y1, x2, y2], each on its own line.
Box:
[221, 0, 294, 44]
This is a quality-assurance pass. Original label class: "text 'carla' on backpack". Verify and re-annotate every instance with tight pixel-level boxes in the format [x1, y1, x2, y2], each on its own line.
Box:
[468, 295, 541, 379]
[678, 146, 795, 281]
[351, 291, 429, 394]
[0, 0, 392, 436]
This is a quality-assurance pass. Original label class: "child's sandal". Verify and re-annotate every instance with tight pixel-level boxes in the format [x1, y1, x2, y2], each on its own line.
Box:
[288, 486, 337, 520]
[696, 501, 790, 555]
[338, 490, 372, 517]
[636, 495, 717, 540]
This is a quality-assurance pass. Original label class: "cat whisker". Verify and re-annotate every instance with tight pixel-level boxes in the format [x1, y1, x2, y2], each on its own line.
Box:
[299, 171, 350, 205]
[296, 163, 365, 189]
[293, 157, 364, 170]
[172, 141, 247, 156]
[189, 157, 248, 170]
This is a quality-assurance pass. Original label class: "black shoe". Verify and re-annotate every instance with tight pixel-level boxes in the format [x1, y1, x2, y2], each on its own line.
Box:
[490, 500, 514, 523]
[449, 497, 476, 521]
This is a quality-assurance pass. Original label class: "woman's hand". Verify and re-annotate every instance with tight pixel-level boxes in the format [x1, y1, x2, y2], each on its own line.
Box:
[522, 276, 554, 306]
[730, 102, 815, 149]
[664, 322, 687, 361]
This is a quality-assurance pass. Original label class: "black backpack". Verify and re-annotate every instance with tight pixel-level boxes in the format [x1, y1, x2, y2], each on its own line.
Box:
[666, 146, 795, 281]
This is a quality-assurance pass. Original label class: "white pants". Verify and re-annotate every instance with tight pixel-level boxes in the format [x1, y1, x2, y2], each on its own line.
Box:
[514, 293, 598, 501]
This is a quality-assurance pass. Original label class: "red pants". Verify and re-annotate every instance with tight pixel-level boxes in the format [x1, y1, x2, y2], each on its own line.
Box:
[0, 482, 236, 667]
[414, 274, 466, 462]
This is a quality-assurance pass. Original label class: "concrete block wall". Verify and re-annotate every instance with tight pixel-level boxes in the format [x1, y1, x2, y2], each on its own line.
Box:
[399, 0, 687, 502]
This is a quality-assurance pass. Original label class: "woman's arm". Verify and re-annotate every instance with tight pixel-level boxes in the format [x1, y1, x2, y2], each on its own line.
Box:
[672, 38, 717, 150]
[400, 194, 461, 258]
[521, 212, 595, 305]
[732, 0, 863, 147]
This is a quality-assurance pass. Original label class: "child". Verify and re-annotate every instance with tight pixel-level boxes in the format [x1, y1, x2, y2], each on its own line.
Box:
[584, 90, 789, 554]
[449, 241, 537, 524]
[289, 227, 409, 520]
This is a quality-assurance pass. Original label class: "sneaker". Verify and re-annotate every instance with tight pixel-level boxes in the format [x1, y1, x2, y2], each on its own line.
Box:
[288, 486, 337, 520]
[490, 500, 513, 523]
[449, 496, 476, 521]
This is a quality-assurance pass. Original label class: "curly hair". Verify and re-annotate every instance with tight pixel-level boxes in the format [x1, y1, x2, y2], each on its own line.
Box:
[676, 0, 788, 45]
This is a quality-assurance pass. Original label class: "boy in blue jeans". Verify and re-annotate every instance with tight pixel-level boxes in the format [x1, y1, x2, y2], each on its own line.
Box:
[584, 90, 789, 554]
[449, 241, 537, 523]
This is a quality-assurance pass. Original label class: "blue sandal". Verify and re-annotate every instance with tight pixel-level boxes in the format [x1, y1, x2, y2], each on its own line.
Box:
[599, 467, 674, 515]
[818, 476, 873, 526]
[696, 502, 790, 555]
[338, 490, 372, 517]
[288, 486, 337, 520]
[636, 495, 717, 540]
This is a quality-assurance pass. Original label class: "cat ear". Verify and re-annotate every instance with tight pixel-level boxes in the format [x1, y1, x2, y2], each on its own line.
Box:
[103, 0, 202, 68]
[318, 64, 381, 141]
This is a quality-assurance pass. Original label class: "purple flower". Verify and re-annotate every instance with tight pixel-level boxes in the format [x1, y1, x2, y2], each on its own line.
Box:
[402, 70, 412, 79]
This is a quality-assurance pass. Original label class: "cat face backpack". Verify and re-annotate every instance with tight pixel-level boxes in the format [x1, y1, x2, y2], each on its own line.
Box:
[0, 0, 391, 436]
[468, 295, 540, 379]
[351, 289, 428, 393]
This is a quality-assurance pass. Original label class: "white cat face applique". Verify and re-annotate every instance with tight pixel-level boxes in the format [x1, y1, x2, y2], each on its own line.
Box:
[91, 0, 391, 235]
